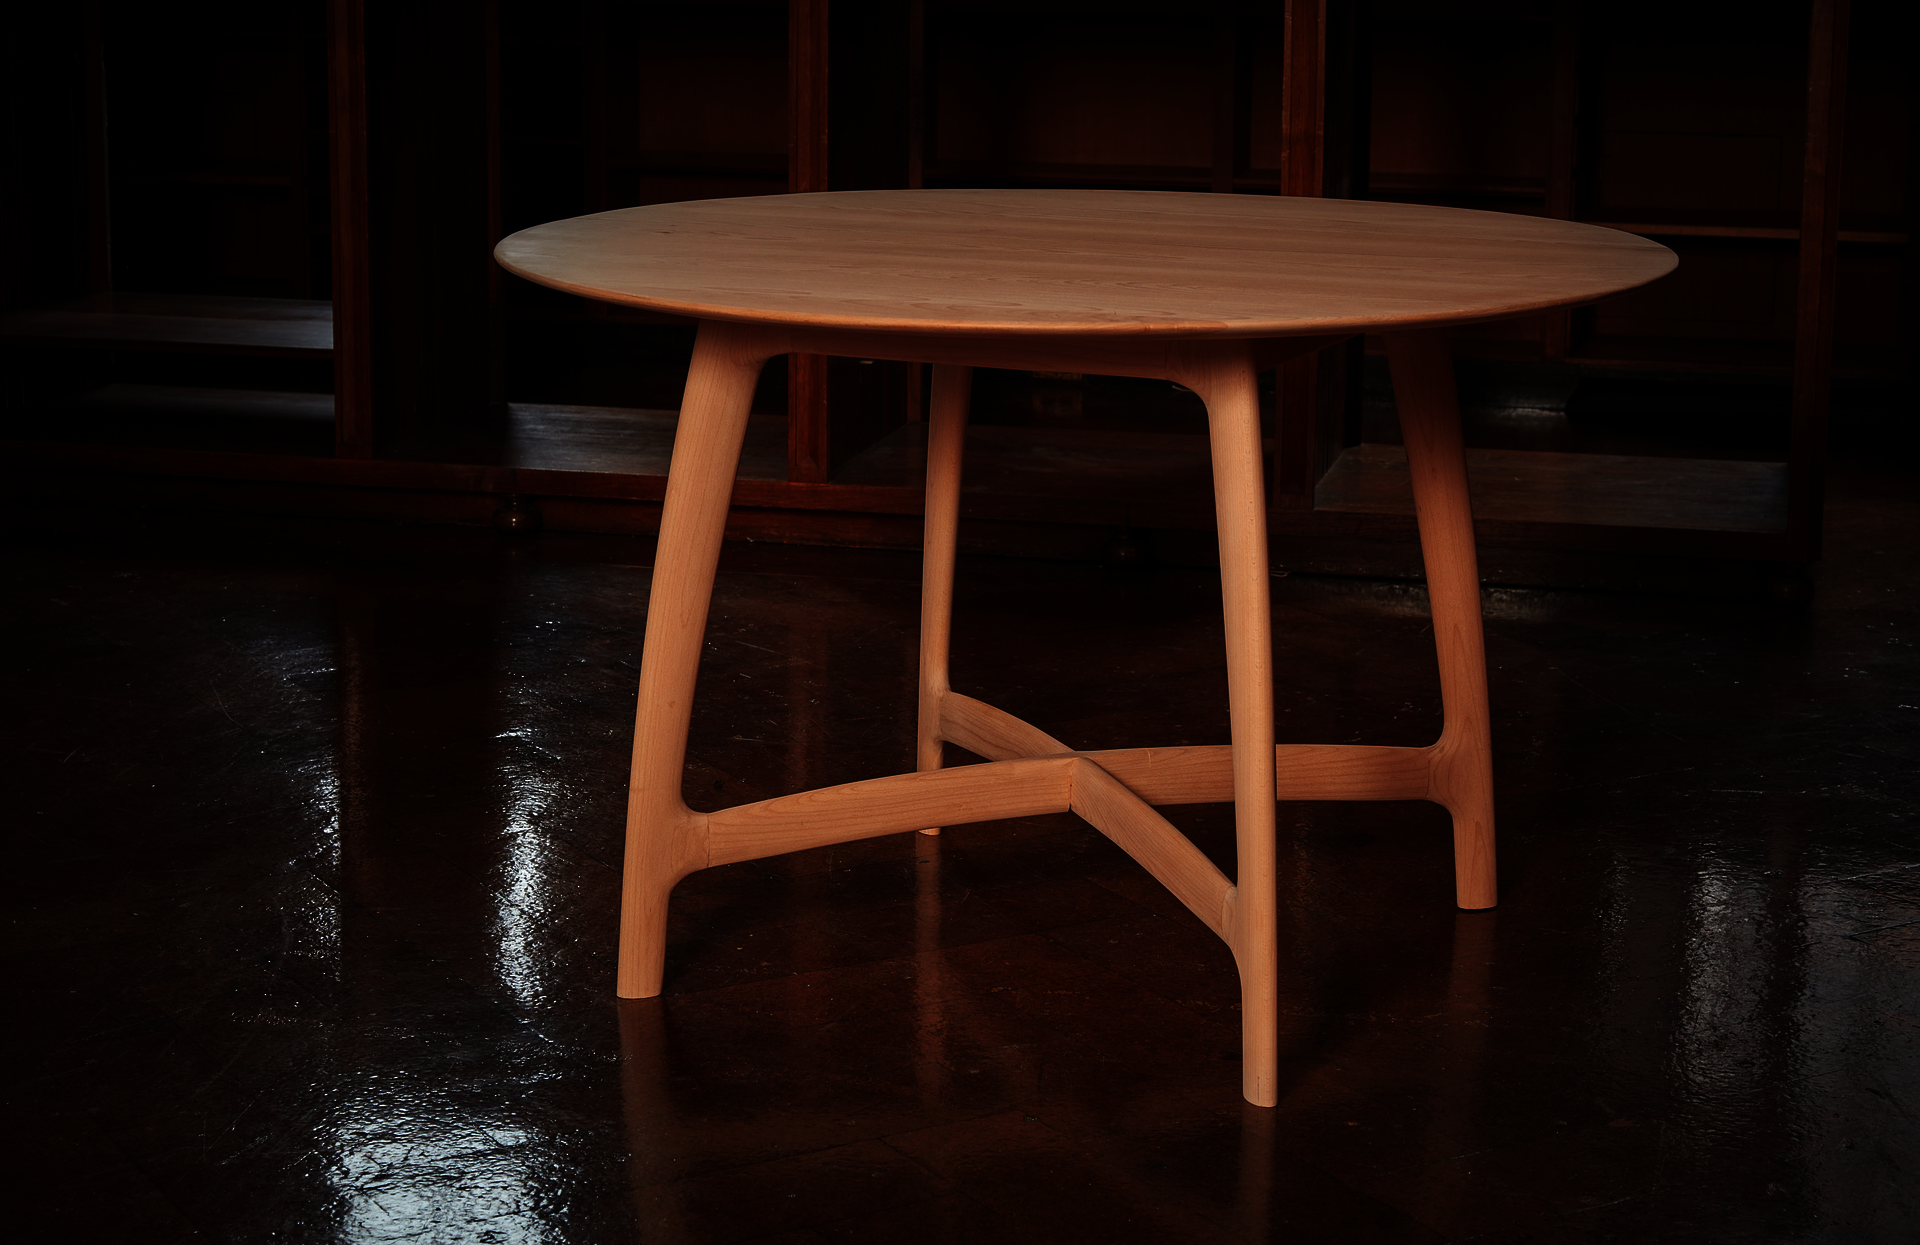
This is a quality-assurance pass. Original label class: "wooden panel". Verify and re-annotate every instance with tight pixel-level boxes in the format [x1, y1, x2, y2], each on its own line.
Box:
[639, 11, 786, 160]
[1366, 8, 1553, 202]
[0, 4, 105, 309]
[828, 0, 912, 192]
[593, 1, 789, 208]
[928, 4, 1214, 174]
[102, 0, 329, 299]
[1587, 0, 1807, 221]
[362, 0, 495, 450]
[1588, 237, 1798, 342]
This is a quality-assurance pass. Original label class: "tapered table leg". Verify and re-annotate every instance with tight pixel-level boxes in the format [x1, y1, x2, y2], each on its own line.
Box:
[617, 322, 780, 998]
[1386, 330, 1497, 910]
[916, 365, 973, 835]
[1193, 343, 1282, 1107]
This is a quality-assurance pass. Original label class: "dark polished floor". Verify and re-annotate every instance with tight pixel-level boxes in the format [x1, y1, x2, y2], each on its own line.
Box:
[10, 463, 1917, 1244]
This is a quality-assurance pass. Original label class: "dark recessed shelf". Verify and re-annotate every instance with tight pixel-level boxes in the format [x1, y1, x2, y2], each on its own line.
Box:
[389, 403, 790, 482]
[0, 293, 333, 357]
[1317, 443, 1788, 536]
[13, 384, 337, 457]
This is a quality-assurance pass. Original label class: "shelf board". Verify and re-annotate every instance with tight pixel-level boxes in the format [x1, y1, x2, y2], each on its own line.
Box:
[405, 402, 790, 482]
[0, 293, 333, 357]
[1317, 443, 1788, 535]
[16, 384, 337, 457]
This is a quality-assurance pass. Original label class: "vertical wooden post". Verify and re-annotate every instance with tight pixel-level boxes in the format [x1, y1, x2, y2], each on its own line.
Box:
[1210, 2, 1239, 195]
[788, 0, 833, 483]
[484, 0, 505, 411]
[1788, 0, 1851, 562]
[1541, 1, 1579, 361]
[788, 0, 830, 195]
[1272, 0, 1329, 511]
[326, 0, 373, 460]
[1278, 0, 1325, 200]
[906, 0, 926, 190]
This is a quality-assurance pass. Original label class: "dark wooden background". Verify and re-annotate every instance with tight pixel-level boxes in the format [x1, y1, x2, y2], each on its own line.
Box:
[1, 1, 1909, 593]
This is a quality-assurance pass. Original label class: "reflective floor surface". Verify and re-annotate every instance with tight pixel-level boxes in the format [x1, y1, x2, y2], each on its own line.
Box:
[9, 461, 1916, 1243]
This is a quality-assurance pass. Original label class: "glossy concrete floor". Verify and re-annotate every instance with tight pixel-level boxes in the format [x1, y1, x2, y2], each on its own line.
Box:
[10, 465, 1917, 1244]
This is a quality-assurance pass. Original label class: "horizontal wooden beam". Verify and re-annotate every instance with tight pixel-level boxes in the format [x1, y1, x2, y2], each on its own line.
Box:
[941, 694, 1433, 804]
[704, 756, 1075, 867]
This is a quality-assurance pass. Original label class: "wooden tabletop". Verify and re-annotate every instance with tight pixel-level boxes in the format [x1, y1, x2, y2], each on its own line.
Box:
[495, 189, 1675, 339]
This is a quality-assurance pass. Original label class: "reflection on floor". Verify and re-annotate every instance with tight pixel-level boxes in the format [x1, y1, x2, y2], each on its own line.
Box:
[10, 458, 1916, 1243]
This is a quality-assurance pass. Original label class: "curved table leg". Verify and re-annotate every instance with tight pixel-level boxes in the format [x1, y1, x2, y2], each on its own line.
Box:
[617, 321, 779, 999]
[916, 365, 973, 835]
[1190, 343, 1282, 1107]
[1386, 330, 1497, 910]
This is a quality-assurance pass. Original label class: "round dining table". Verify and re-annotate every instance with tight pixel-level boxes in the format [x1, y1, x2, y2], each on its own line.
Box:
[495, 189, 1675, 1106]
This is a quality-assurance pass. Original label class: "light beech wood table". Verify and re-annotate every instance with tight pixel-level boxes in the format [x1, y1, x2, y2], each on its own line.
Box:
[496, 190, 1674, 1106]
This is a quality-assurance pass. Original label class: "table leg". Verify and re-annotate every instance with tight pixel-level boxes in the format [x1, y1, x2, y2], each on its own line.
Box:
[1385, 331, 1497, 910]
[916, 365, 972, 835]
[1192, 345, 1282, 1107]
[617, 321, 776, 998]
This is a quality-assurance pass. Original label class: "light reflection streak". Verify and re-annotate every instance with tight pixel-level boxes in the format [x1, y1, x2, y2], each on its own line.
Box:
[1791, 863, 1891, 1230]
[493, 732, 557, 1010]
[1673, 865, 1771, 1113]
[324, 585, 553, 1241]
[330, 1093, 550, 1244]
[293, 751, 343, 971]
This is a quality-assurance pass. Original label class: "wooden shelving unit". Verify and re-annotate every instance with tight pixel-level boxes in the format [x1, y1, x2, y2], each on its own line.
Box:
[1, 0, 355, 457]
[2, 0, 1908, 595]
[1281, 0, 1906, 586]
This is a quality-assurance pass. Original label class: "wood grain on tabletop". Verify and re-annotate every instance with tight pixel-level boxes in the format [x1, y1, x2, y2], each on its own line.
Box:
[494, 189, 1676, 337]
